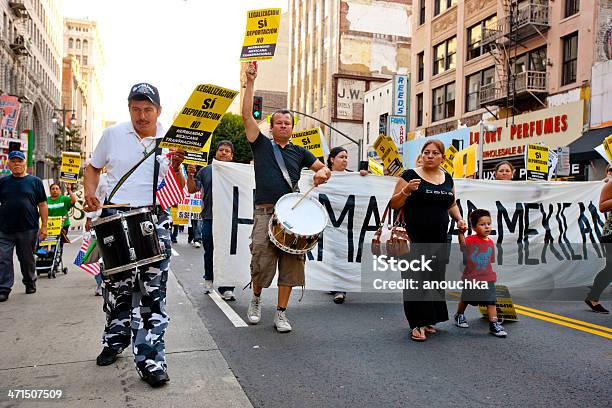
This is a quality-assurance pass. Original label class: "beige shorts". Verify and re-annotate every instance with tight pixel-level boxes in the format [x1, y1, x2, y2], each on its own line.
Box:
[250, 207, 305, 288]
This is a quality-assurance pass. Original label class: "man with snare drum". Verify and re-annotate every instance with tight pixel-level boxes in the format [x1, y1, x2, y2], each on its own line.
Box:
[242, 62, 331, 333]
[84, 83, 185, 387]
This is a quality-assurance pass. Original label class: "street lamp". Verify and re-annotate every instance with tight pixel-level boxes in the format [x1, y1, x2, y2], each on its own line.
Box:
[51, 106, 77, 127]
[478, 121, 498, 179]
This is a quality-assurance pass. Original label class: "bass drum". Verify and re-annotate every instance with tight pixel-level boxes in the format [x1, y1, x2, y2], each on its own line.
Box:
[268, 192, 328, 255]
[92, 207, 165, 275]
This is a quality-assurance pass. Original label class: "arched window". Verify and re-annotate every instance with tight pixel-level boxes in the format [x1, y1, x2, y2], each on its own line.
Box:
[76, 39, 81, 49]
[69, 38, 73, 48]
[83, 39, 88, 52]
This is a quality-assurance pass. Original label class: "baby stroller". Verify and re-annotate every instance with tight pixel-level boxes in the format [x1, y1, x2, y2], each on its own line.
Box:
[35, 227, 68, 279]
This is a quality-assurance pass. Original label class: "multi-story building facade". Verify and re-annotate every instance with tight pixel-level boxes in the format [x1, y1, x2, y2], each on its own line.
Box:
[410, 0, 606, 179]
[0, 0, 63, 179]
[60, 55, 88, 153]
[64, 17, 104, 159]
[288, 0, 412, 167]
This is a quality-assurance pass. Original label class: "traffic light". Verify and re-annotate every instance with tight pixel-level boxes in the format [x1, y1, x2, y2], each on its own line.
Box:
[252, 96, 263, 120]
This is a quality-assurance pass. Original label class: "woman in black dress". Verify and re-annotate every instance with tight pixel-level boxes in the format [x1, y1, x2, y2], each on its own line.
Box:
[389, 140, 467, 341]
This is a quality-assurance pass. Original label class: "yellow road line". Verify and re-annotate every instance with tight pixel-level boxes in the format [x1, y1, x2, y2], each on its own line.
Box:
[515, 309, 612, 339]
[514, 304, 612, 333]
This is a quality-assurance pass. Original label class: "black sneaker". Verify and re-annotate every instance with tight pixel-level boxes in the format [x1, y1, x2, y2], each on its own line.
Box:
[25, 285, 36, 294]
[141, 370, 169, 388]
[0, 292, 8, 302]
[96, 347, 121, 366]
[489, 321, 507, 338]
[585, 299, 610, 314]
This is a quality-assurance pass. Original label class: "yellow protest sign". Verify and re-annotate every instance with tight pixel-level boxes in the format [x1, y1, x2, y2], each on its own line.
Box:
[59, 152, 81, 183]
[441, 145, 458, 175]
[39, 216, 63, 245]
[453, 144, 478, 178]
[183, 136, 213, 166]
[479, 285, 519, 321]
[603, 135, 612, 164]
[368, 158, 383, 175]
[291, 128, 325, 160]
[526, 143, 549, 181]
[373, 135, 403, 176]
[240, 8, 282, 61]
[160, 84, 238, 152]
[171, 206, 188, 225]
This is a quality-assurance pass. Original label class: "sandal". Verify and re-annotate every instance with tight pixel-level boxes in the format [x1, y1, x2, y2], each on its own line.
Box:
[411, 327, 427, 342]
[423, 325, 437, 334]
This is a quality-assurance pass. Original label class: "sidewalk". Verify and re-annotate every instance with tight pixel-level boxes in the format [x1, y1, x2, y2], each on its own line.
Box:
[0, 238, 252, 408]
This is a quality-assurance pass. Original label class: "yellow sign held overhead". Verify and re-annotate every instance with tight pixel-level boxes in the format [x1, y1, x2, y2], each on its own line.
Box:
[291, 128, 325, 161]
[240, 8, 282, 61]
[373, 135, 403, 176]
[160, 84, 238, 152]
[526, 143, 549, 181]
[60, 152, 81, 183]
[603, 135, 612, 164]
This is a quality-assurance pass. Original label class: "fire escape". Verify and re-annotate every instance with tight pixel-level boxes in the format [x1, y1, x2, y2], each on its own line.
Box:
[8, 0, 33, 104]
[479, 0, 550, 118]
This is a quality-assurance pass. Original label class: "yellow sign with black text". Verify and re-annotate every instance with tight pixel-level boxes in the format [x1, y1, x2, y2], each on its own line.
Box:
[170, 206, 188, 225]
[603, 135, 612, 164]
[479, 285, 519, 321]
[368, 158, 383, 175]
[240, 8, 282, 61]
[160, 84, 238, 152]
[291, 128, 325, 161]
[453, 145, 477, 178]
[526, 143, 549, 181]
[441, 145, 458, 175]
[39, 216, 63, 246]
[373, 135, 403, 176]
[59, 152, 81, 183]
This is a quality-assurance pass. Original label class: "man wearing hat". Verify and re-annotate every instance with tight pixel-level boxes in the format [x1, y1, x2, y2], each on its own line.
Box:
[0, 150, 48, 302]
[84, 83, 185, 387]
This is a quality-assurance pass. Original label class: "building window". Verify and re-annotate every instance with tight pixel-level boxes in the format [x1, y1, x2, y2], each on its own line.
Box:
[68, 37, 73, 48]
[467, 15, 496, 60]
[82, 56, 88, 65]
[565, 0, 579, 18]
[416, 93, 423, 127]
[562, 32, 578, 85]
[379, 113, 388, 136]
[366, 122, 370, 144]
[76, 39, 81, 49]
[432, 82, 455, 122]
[419, 0, 426, 25]
[434, 0, 457, 17]
[510, 46, 547, 73]
[417, 52, 424, 82]
[433, 36, 456, 75]
[83, 39, 88, 52]
[465, 67, 495, 112]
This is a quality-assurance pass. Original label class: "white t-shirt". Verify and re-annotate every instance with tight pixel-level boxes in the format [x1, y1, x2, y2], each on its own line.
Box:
[90, 121, 169, 207]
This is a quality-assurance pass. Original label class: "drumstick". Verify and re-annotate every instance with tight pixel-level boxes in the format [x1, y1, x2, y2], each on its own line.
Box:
[102, 204, 131, 209]
[291, 185, 316, 210]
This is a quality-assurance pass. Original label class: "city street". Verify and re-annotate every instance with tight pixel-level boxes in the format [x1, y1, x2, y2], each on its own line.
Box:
[0, 232, 610, 407]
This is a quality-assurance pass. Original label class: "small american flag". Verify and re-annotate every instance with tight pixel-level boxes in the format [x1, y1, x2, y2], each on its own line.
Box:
[156, 166, 184, 209]
[74, 238, 100, 276]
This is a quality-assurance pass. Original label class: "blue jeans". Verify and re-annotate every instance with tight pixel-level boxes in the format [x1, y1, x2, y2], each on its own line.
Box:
[188, 219, 201, 243]
[201, 220, 233, 294]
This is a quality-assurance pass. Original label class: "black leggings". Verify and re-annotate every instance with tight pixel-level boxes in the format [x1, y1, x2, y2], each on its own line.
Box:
[587, 237, 612, 301]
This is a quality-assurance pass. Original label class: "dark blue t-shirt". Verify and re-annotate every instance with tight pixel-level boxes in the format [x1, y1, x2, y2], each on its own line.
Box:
[249, 133, 317, 205]
[0, 175, 47, 233]
[195, 165, 213, 220]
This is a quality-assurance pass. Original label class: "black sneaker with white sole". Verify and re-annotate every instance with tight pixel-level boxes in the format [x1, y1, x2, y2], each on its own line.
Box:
[489, 321, 507, 338]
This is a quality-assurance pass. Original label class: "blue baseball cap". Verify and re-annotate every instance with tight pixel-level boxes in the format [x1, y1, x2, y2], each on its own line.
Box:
[8, 150, 25, 160]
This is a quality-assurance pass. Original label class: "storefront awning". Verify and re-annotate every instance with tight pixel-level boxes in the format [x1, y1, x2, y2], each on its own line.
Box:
[568, 126, 612, 162]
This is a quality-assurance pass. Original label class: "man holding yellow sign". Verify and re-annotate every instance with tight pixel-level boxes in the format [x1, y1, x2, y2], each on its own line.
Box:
[0, 150, 48, 302]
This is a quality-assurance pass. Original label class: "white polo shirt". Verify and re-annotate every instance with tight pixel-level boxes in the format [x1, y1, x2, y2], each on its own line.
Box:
[90, 121, 169, 207]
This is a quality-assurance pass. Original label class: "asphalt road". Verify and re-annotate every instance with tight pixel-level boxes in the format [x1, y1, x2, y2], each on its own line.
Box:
[170, 236, 611, 408]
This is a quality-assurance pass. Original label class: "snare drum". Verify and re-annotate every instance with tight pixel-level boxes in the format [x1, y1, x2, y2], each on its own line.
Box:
[268, 192, 329, 255]
[92, 207, 165, 275]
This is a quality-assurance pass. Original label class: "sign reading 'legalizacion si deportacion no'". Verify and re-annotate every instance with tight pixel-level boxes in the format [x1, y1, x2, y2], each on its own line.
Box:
[240, 8, 281, 61]
[160, 84, 238, 152]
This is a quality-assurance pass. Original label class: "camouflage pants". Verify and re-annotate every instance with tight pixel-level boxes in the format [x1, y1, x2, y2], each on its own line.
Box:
[100, 209, 172, 374]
